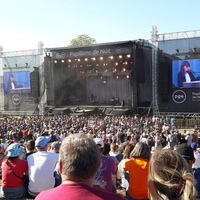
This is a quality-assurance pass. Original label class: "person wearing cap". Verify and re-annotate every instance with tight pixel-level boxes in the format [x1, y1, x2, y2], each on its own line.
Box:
[50, 141, 62, 187]
[1, 142, 28, 199]
[176, 142, 195, 167]
[35, 133, 126, 200]
[191, 142, 200, 198]
[93, 137, 117, 193]
[50, 141, 61, 153]
[27, 136, 59, 198]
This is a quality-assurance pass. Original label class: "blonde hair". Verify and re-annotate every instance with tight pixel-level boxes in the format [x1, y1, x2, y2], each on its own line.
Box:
[148, 149, 197, 200]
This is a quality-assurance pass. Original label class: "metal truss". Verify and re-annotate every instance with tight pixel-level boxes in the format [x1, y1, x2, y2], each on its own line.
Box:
[1, 49, 43, 58]
[156, 30, 200, 41]
[159, 112, 200, 118]
[151, 26, 160, 117]
[151, 26, 200, 117]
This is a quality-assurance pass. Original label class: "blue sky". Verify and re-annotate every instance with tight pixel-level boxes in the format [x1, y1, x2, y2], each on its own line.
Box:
[0, 0, 199, 52]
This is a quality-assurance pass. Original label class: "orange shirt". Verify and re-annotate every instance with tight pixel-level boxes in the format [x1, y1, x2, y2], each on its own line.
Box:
[124, 158, 149, 199]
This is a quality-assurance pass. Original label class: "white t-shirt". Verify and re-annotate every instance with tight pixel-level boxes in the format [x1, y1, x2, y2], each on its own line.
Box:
[27, 151, 59, 194]
[192, 151, 200, 169]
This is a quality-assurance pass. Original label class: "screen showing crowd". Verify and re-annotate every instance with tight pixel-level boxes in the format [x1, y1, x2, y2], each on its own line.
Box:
[172, 58, 200, 88]
[4, 71, 31, 93]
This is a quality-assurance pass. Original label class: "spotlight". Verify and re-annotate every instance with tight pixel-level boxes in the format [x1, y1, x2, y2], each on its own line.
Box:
[68, 59, 71, 62]
[85, 58, 88, 61]
[127, 54, 131, 58]
[119, 55, 122, 59]
[61, 60, 65, 63]
[54, 60, 57, 63]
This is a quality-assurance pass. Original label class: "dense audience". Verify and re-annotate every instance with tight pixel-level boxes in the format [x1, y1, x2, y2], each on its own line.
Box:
[0, 114, 199, 199]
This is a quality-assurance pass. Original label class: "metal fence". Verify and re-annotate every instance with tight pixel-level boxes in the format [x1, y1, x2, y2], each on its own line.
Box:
[175, 118, 200, 129]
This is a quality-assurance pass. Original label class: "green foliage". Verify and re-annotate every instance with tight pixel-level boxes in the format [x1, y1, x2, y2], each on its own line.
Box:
[69, 34, 97, 47]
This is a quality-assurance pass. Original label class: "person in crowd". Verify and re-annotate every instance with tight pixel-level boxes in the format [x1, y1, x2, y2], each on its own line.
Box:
[1, 143, 28, 199]
[109, 142, 119, 157]
[176, 142, 195, 167]
[50, 141, 61, 153]
[191, 142, 200, 198]
[185, 131, 193, 147]
[7, 73, 18, 93]
[35, 133, 126, 200]
[117, 143, 135, 191]
[148, 149, 197, 199]
[50, 141, 62, 186]
[124, 142, 150, 200]
[27, 136, 59, 198]
[178, 60, 196, 87]
[25, 139, 35, 159]
[7, 73, 24, 93]
[93, 137, 118, 193]
[167, 131, 178, 150]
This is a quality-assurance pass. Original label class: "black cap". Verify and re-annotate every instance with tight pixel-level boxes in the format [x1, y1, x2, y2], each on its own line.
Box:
[176, 143, 194, 161]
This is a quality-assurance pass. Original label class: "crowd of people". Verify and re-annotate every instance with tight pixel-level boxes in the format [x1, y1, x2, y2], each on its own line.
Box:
[0, 114, 199, 199]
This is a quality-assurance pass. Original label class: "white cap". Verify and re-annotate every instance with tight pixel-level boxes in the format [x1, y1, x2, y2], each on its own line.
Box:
[94, 138, 104, 148]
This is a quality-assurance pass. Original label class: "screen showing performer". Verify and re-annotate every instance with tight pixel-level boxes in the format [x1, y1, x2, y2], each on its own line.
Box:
[172, 59, 200, 88]
[4, 71, 31, 93]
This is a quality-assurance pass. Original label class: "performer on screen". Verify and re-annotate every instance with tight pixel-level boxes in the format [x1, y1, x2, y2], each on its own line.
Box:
[7, 73, 23, 93]
[177, 61, 196, 87]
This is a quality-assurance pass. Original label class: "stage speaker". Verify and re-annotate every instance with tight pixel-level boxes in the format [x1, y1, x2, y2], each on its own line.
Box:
[158, 62, 171, 95]
[30, 69, 40, 99]
[135, 48, 145, 83]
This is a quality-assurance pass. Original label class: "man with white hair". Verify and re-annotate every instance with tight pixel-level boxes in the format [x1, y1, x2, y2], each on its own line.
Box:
[35, 134, 125, 200]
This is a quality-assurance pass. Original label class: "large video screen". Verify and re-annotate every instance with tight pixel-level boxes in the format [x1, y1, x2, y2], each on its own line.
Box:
[4, 71, 31, 94]
[172, 58, 200, 88]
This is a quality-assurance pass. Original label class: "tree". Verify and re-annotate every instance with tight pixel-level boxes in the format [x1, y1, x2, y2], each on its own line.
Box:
[69, 34, 97, 47]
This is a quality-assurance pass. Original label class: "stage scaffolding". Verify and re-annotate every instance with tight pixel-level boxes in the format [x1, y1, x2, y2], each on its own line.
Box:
[151, 26, 200, 117]
[0, 42, 44, 114]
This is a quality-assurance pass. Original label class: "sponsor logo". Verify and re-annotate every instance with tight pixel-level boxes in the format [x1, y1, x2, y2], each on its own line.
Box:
[172, 90, 186, 104]
[12, 94, 21, 105]
[116, 47, 121, 53]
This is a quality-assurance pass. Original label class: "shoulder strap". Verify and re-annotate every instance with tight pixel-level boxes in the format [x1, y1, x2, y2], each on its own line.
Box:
[6, 160, 23, 180]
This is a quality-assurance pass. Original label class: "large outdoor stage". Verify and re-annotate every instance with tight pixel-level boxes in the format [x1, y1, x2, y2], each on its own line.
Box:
[2, 33, 200, 117]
